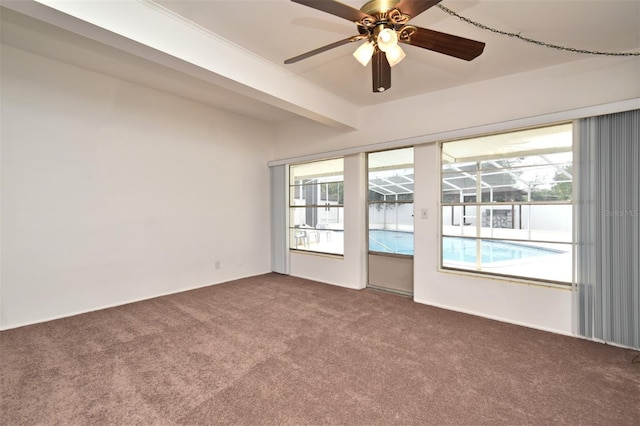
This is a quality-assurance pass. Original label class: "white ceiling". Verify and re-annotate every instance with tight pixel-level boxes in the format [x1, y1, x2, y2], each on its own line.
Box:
[152, 0, 640, 106]
[2, 0, 639, 124]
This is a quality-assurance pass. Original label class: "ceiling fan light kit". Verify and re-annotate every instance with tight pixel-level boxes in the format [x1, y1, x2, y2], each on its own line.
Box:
[385, 44, 406, 67]
[286, 0, 485, 93]
[353, 41, 375, 66]
[376, 26, 398, 52]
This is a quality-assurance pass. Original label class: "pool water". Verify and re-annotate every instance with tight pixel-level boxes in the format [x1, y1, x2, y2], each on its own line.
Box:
[442, 236, 564, 263]
[369, 230, 414, 255]
[369, 230, 564, 262]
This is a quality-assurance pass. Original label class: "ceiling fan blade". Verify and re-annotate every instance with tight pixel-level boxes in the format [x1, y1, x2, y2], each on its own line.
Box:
[394, 0, 443, 20]
[401, 26, 485, 61]
[372, 50, 391, 93]
[291, 0, 373, 23]
[285, 36, 363, 64]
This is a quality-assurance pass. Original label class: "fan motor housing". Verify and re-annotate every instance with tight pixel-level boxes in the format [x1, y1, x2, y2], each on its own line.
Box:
[360, 0, 401, 16]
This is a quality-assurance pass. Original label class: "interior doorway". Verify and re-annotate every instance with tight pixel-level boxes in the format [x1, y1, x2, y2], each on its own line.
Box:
[367, 147, 414, 295]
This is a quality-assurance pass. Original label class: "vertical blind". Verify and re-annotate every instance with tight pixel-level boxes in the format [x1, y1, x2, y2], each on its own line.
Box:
[576, 109, 640, 349]
[270, 165, 289, 274]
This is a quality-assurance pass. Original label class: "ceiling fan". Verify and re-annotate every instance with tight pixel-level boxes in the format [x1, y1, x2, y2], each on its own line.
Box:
[285, 0, 485, 93]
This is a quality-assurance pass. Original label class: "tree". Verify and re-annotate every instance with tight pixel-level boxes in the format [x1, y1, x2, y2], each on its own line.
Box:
[549, 165, 572, 201]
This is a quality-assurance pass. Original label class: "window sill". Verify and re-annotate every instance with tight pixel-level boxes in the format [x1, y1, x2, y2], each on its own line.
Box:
[289, 249, 344, 260]
[437, 266, 573, 290]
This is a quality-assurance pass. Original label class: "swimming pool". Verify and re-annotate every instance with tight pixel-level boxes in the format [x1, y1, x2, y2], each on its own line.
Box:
[369, 230, 564, 262]
[369, 230, 414, 255]
[442, 236, 565, 264]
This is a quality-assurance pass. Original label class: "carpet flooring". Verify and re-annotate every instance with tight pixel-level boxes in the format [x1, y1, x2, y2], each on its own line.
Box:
[1, 273, 639, 425]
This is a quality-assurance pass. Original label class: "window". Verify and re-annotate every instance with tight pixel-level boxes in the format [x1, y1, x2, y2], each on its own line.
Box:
[289, 158, 344, 255]
[368, 148, 414, 255]
[441, 124, 573, 283]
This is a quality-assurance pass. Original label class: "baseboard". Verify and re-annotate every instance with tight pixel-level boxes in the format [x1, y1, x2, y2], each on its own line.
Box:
[288, 273, 365, 291]
[574, 334, 640, 352]
[413, 297, 575, 338]
[0, 270, 271, 331]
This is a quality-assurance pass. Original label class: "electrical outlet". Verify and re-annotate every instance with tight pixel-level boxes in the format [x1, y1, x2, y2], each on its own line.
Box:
[214, 261, 221, 270]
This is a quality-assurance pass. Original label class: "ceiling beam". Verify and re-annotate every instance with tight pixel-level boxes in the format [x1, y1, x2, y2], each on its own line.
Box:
[3, 0, 360, 128]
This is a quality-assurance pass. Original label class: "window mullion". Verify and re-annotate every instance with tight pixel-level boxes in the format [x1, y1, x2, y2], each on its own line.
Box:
[440, 123, 573, 284]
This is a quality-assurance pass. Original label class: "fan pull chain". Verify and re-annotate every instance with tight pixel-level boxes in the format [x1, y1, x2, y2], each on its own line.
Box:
[437, 4, 640, 57]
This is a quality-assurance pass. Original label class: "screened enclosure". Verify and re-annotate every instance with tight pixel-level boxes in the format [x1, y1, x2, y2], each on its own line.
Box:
[368, 148, 415, 255]
[441, 123, 573, 283]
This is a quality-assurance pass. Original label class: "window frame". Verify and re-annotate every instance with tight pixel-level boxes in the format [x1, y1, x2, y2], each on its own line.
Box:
[367, 147, 415, 257]
[439, 123, 574, 285]
[289, 158, 345, 256]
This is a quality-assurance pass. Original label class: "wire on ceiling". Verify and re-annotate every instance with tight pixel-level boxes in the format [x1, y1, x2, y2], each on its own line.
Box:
[437, 5, 640, 57]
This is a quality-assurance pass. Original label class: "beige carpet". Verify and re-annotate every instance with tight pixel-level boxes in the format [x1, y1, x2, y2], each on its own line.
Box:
[1, 273, 639, 425]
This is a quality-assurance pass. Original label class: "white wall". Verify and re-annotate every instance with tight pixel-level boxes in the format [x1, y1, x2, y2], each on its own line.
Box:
[274, 55, 640, 159]
[272, 55, 640, 334]
[0, 45, 273, 329]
